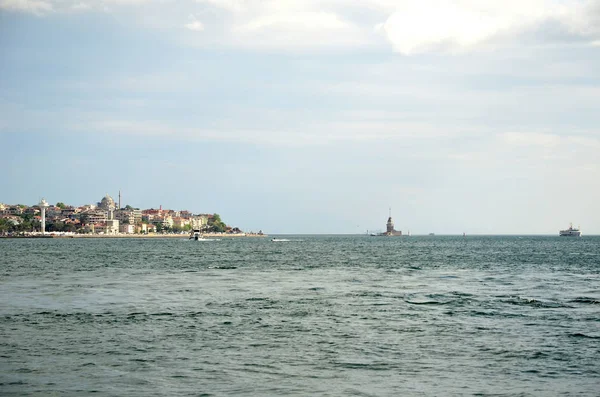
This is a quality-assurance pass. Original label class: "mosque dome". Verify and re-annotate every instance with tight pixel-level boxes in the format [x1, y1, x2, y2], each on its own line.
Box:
[98, 194, 116, 210]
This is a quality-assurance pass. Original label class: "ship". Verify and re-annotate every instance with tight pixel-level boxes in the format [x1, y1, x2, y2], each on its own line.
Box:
[559, 223, 581, 237]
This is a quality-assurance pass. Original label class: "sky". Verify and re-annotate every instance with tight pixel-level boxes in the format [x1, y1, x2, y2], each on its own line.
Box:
[1, 0, 599, 234]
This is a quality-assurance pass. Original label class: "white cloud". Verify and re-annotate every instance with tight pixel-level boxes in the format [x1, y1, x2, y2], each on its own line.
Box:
[184, 14, 204, 31]
[4, 0, 600, 52]
[185, 20, 204, 30]
[377, 0, 600, 54]
[0, 0, 53, 14]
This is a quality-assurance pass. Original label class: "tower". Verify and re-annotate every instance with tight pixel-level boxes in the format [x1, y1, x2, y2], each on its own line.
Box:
[386, 208, 394, 234]
[118, 190, 121, 210]
[39, 198, 49, 235]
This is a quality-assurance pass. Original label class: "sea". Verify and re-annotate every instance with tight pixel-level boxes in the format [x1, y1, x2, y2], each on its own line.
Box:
[1, 235, 599, 396]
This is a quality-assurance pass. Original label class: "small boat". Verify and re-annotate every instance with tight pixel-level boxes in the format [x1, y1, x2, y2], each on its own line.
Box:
[271, 238, 290, 242]
[559, 223, 581, 237]
[189, 229, 220, 241]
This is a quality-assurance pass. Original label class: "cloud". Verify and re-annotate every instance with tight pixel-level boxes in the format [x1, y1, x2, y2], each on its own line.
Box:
[4, 0, 600, 53]
[236, 11, 348, 33]
[0, 0, 53, 14]
[184, 14, 204, 31]
[377, 0, 600, 54]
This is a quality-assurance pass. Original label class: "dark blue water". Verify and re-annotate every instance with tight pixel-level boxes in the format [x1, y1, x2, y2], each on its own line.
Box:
[1, 236, 599, 396]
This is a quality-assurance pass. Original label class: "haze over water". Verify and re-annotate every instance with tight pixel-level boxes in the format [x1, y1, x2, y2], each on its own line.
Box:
[1, 235, 599, 396]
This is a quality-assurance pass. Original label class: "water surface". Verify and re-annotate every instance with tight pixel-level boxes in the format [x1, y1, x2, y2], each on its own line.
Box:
[1, 235, 599, 396]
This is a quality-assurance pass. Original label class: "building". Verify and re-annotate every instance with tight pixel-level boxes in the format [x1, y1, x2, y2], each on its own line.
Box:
[172, 217, 191, 229]
[4, 206, 24, 215]
[153, 215, 174, 229]
[98, 194, 116, 211]
[105, 219, 120, 234]
[114, 209, 142, 225]
[81, 210, 107, 225]
[384, 210, 402, 236]
[191, 215, 209, 230]
[119, 224, 135, 234]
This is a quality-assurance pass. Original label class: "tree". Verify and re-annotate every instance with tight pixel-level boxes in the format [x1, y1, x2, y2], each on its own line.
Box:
[0, 218, 12, 233]
[208, 213, 227, 233]
[56, 202, 66, 209]
[125, 205, 133, 210]
[48, 221, 65, 232]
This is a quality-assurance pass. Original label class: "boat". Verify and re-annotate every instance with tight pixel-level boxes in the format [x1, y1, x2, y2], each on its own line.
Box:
[559, 223, 581, 237]
[271, 238, 290, 242]
[189, 229, 220, 241]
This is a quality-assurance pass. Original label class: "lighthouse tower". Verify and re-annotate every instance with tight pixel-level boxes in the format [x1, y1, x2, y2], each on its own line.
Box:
[385, 208, 402, 236]
[39, 198, 50, 235]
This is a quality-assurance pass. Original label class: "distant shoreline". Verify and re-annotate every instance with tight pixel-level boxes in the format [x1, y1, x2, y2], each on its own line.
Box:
[0, 233, 268, 239]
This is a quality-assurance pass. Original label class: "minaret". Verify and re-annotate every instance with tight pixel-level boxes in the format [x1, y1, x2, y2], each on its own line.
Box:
[39, 198, 49, 235]
[118, 190, 121, 210]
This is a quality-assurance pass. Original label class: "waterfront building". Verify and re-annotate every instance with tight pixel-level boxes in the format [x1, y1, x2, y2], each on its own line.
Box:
[105, 219, 120, 234]
[137, 223, 157, 234]
[119, 224, 135, 234]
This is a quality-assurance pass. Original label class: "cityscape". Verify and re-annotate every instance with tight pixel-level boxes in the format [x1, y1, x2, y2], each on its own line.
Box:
[0, 193, 253, 236]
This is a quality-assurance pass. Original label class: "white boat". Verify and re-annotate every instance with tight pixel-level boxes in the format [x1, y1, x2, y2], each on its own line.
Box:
[559, 223, 581, 237]
[271, 238, 290, 242]
[189, 229, 219, 241]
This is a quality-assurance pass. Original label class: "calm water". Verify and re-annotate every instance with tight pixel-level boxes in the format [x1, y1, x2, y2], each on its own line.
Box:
[1, 235, 599, 396]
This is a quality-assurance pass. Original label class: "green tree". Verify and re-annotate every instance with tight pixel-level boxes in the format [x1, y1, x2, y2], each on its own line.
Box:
[208, 213, 227, 233]
[56, 202, 66, 209]
[79, 214, 90, 225]
[0, 218, 12, 233]
[172, 225, 182, 233]
[48, 221, 65, 232]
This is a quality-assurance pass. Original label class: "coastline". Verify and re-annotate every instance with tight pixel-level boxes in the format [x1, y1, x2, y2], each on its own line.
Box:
[0, 233, 267, 239]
